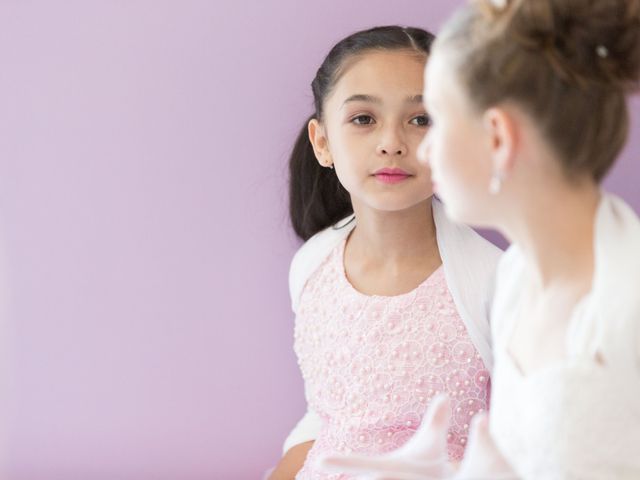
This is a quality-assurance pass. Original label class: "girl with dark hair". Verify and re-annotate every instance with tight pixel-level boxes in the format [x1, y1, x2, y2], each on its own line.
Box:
[270, 25, 503, 480]
[321, 1, 640, 479]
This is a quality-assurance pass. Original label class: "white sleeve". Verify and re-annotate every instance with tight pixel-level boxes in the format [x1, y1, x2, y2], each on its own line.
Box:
[282, 409, 323, 455]
[289, 218, 355, 314]
[284, 220, 353, 454]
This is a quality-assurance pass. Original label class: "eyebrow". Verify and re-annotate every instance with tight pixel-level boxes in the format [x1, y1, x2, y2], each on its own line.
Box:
[341, 94, 424, 108]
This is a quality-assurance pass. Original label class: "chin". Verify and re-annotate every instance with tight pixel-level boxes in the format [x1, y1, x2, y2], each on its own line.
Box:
[365, 192, 432, 213]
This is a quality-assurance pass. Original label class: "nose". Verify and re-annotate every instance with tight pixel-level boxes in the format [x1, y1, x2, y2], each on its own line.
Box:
[376, 144, 406, 156]
[376, 126, 407, 157]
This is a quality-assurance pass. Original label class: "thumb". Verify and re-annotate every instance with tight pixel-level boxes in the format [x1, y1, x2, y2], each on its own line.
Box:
[454, 412, 518, 479]
[394, 393, 451, 459]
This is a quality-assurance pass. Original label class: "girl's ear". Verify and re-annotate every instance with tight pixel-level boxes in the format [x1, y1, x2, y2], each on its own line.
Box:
[482, 107, 518, 179]
[308, 118, 333, 168]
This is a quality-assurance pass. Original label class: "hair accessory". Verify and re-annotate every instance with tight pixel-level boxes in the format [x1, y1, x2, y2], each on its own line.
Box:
[489, 0, 509, 10]
[596, 45, 609, 58]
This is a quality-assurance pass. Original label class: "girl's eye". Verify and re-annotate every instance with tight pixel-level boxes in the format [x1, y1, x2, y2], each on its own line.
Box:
[410, 114, 432, 127]
[351, 115, 375, 125]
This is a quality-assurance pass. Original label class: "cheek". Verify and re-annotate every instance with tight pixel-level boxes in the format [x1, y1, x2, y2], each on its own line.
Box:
[330, 134, 357, 170]
[329, 134, 369, 193]
[430, 127, 458, 174]
[430, 128, 485, 203]
[332, 130, 368, 162]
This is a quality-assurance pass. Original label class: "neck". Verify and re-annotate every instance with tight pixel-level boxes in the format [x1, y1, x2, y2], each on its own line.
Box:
[503, 179, 601, 291]
[348, 197, 438, 264]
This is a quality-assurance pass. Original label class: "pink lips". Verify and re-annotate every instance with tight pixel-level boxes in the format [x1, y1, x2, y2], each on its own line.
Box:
[373, 167, 411, 184]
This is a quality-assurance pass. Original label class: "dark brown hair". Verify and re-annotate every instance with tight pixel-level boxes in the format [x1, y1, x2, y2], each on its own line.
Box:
[436, 0, 640, 182]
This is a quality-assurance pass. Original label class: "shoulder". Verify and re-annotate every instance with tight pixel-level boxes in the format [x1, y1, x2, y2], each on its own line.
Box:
[593, 194, 640, 362]
[594, 194, 640, 313]
[288, 217, 355, 313]
[598, 194, 640, 272]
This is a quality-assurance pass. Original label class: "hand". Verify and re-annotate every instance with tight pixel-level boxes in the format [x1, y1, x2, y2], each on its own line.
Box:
[316, 394, 455, 480]
[453, 413, 518, 480]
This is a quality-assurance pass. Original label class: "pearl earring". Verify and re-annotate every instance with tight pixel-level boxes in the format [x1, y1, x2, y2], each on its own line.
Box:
[489, 171, 504, 195]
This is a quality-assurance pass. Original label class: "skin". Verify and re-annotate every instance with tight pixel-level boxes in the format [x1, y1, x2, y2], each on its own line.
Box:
[268, 441, 314, 480]
[419, 45, 601, 376]
[309, 49, 441, 298]
[271, 49, 443, 479]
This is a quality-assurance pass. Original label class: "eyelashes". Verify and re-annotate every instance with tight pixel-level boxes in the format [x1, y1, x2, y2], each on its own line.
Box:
[351, 114, 375, 126]
[348, 114, 432, 127]
[410, 114, 432, 127]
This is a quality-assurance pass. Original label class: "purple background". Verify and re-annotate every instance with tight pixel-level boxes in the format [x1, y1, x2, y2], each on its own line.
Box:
[0, 1, 637, 479]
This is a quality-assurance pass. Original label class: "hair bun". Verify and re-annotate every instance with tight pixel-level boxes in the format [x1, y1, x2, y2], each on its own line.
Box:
[489, 0, 640, 92]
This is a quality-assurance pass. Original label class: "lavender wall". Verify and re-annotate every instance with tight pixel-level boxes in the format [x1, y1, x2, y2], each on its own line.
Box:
[0, 1, 637, 479]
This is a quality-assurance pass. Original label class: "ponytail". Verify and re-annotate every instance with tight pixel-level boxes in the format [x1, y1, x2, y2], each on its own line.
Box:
[288, 117, 352, 241]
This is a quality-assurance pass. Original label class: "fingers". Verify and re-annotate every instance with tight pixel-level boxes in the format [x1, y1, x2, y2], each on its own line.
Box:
[315, 396, 455, 480]
[317, 454, 446, 480]
[467, 411, 489, 445]
[453, 413, 519, 480]
[419, 393, 452, 434]
[395, 393, 451, 458]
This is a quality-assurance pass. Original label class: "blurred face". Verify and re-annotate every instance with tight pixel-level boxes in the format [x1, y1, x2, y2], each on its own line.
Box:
[309, 50, 433, 213]
[417, 48, 496, 226]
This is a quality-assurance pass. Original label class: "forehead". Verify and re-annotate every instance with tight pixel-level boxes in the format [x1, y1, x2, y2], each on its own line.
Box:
[329, 50, 427, 102]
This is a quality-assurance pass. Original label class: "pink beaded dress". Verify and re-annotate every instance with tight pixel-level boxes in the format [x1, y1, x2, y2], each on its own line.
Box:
[294, 239, 491, 479]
